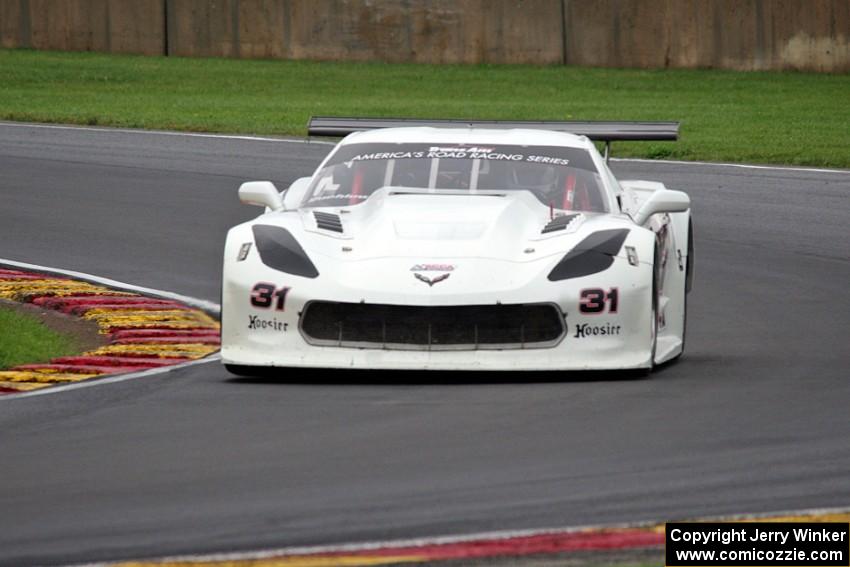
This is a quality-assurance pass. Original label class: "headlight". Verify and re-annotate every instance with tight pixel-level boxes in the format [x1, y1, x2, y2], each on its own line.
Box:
[547, 229, 629, 281]
[252, 225, 319, 278]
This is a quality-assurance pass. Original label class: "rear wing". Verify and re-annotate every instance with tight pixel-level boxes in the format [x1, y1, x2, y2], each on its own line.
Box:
[307, 116, 679, 161]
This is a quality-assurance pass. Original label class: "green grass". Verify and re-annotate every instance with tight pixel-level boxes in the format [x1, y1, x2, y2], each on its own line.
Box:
[0, 307, 80, 368]
[1, 49, 849, 166]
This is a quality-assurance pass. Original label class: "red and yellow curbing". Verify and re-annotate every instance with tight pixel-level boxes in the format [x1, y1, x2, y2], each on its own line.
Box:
[107, 511, 850, 567]
[0, 268, 219, 394]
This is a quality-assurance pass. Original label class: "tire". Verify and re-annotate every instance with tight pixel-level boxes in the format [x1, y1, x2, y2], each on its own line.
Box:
[648, 243, 659, 370]
[676, 219, 693, 359]
[633, 244, 659, 378]
[660, 220, 691, 365]
[685, 217, 694, 293]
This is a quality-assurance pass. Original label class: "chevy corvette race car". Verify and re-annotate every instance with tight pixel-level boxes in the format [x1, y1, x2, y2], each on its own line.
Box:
[221, 117, 693, 373]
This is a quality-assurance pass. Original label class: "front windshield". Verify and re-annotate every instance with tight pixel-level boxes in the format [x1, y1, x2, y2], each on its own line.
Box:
[302, 142, 608, 212]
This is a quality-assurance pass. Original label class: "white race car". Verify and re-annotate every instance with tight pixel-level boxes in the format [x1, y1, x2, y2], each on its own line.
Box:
[221, 118, 693, 374]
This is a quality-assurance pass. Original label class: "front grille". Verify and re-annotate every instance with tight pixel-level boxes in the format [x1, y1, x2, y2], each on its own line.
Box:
[300, 302, 565, 350]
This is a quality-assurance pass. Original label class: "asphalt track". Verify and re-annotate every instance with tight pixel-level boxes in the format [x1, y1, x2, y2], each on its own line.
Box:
[1, 123, 849, 566]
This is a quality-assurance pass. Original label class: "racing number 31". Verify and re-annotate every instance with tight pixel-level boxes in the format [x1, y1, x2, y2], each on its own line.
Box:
[251, 283, 290, 311]
[579, 288, 618, 314]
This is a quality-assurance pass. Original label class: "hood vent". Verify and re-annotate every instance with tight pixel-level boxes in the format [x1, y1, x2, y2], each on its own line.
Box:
[541, 213, 579, 234]
[314, 211, 344, 233]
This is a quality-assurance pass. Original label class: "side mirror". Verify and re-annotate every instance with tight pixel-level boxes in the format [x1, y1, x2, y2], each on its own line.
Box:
[633, 189, 690, 226]
[239, 181, 283, 211]
[282, 177, 312, 211]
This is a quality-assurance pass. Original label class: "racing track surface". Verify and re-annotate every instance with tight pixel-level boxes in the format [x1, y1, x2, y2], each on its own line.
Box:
[1, 123, 849, 566]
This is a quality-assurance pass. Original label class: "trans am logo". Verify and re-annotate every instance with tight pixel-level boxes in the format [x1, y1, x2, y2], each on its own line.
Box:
[411, 264, 454, 286]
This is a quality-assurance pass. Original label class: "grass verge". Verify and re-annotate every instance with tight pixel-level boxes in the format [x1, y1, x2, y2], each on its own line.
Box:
[1, 49, 848, 167]
[0, 306, 79, 368]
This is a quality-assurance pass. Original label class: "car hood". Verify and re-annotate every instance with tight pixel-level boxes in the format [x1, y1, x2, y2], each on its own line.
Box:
[275, 189, 632, 264]
[240, 191, 647, 300]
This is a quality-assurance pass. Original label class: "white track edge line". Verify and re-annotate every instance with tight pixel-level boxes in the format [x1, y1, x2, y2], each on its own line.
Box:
[66, 505, 850, 566]
[0, 121, 335, 145]
[611, 156, 850, 175]
[0, 258, 220, 314]
[2, 121, 848, 174]
[3, 355, 220, 402]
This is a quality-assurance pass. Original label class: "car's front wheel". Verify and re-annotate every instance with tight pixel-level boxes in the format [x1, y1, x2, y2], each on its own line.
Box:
[648, 243, 661, 371]
[633, 244, 659, 379]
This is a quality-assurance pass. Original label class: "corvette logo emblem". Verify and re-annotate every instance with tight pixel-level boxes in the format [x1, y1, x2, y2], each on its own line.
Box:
[414, 272, 451, 286]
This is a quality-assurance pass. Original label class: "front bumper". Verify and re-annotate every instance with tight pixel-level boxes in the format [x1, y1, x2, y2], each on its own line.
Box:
[221, 251, 654, 371]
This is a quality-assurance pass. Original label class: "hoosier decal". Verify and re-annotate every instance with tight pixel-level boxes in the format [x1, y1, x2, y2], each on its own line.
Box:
[248, 315, 288, 332]
[574, 322, 621, 338]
